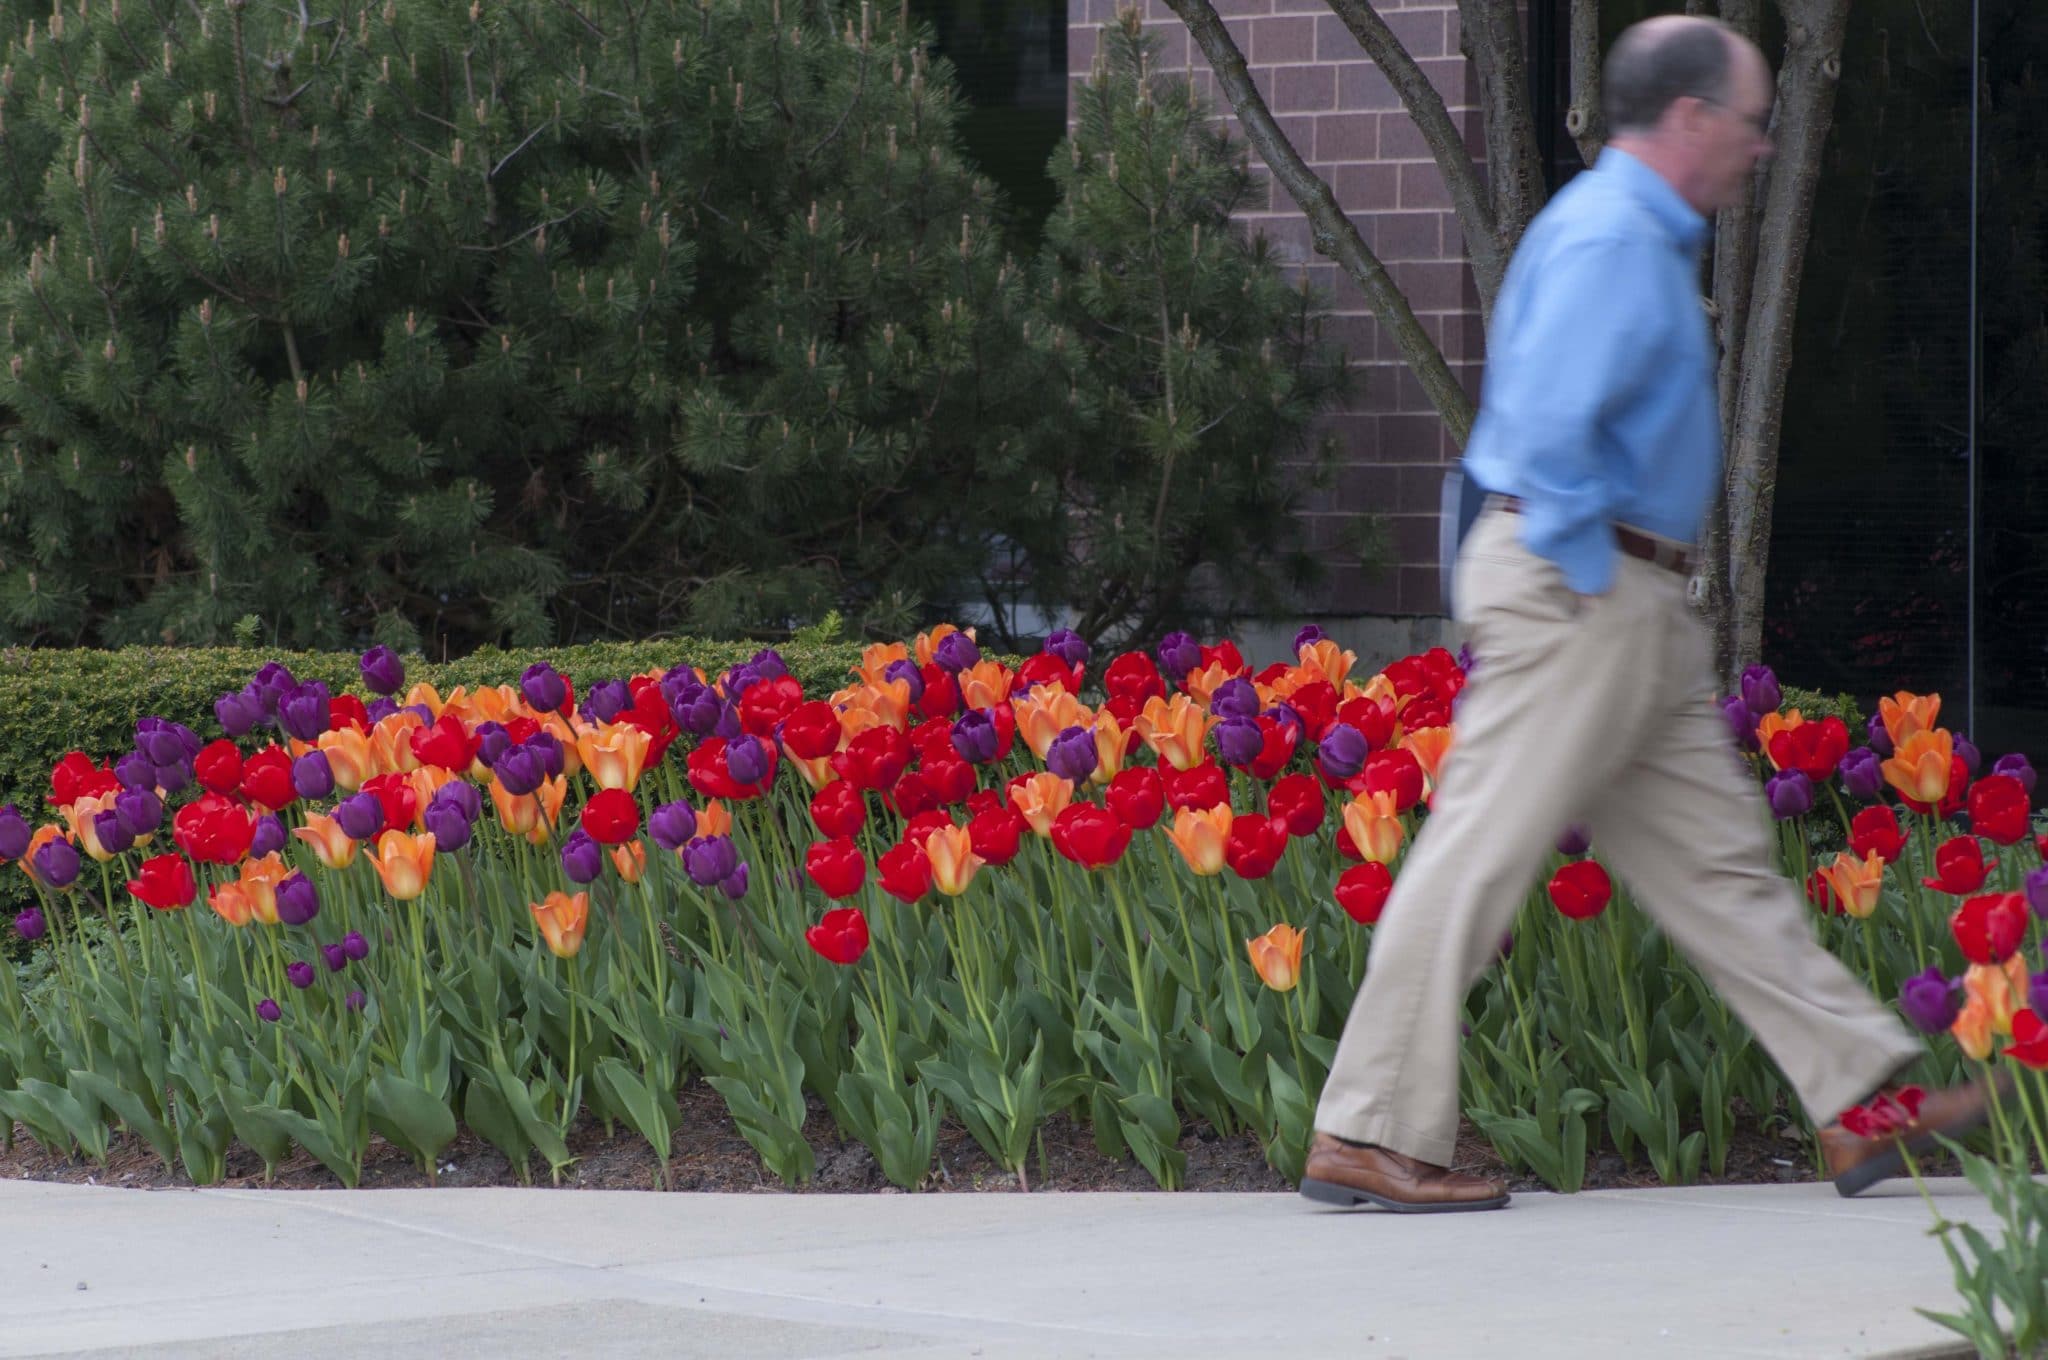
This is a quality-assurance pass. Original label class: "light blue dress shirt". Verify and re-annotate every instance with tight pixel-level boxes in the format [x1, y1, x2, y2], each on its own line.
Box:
[1461, 147, 1721, 595]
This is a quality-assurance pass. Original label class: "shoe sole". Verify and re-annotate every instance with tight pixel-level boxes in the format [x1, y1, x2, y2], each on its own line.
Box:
[1833, 1101, 1997, 1199]
[1299, 1176, 1510, 1213]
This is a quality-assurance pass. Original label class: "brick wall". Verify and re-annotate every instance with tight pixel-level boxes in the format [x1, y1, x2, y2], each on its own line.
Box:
[1067, 0, 1486, 617]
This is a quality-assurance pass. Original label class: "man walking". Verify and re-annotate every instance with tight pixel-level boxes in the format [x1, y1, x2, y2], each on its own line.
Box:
[1303, 15, 1984, 1212]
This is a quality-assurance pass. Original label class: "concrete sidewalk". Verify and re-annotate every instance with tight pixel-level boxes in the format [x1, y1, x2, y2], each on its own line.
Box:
[0, 1177, 1990, 1360]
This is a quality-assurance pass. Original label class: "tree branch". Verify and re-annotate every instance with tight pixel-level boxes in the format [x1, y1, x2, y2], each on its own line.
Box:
[1158, 0, 1475, 443]
[1455, 0, 1547, 259]
[1565, 0, 1604, 165]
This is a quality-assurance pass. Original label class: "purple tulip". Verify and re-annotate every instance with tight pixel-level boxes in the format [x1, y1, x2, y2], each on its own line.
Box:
[1047, 726, 1099, 784]
[1994, 753, 2037, 794]
[1157, 631, 1203, 683]
[345, 990, 367, 1013]
[1898, 966, 1962, 1034]
[422, 798, 473, 853]
[1209, 677, 1260, 720]
[719, 863, 751, 900]
[115, 788, 162, 839]
[1865, 712, 1894, 758]
[249, 662, 298, 718]
[1766, 769, 1814, 820]
[14, 906, 46, 941]
[250, 815, 287, 859]
[1955, 734, 1982, 777]
[359, 645, 405, 696]
[323, 943, 348, 973]
[90, 810, 134, 858]
[1837, 748, 1884, 802]
[884, 659, 926, 702]
[0, 804, 28, 861]
[215, 690, 261, 738]
[951, 710, 1000, 765]
[749, 648, 789, 682]
[1214, 716, 1263, 769]
[1316, 724, 1368, 781]
[435, 781, 482, 822]
[114, 750, 155, 791]
[2032, 971, 2048, 1019]
[721, 663, 764, 699]
[522, 662, 567, 714]
[1556, 825, 1591, 857]
[286, 961, 316, 990]
[33, 837, 80, 888]
[256, 997, 283, 1023]
[673, 685, 726, 738]
[1720, 695, 1760, 753]
[1293, 625, 1327, 656]
[276, 872, 320, 926]
[1739, 664, 1782, 718]
[1455, 643, 1476, 675]
[334, 792, 386, 842]
[1264, 704, 1305, 743]
[365, 698, 400, 725]
[560, 830, 605, 885]
[684, 834, 739, 887]
[933, 632, 981, 675]
[137, 717, 201, 765]
[1044, 629, 1091, 668]
[342, 931, 370, 961]
[583, 679, 631, 724]
[287, 750, 333, 802]
[726, 734, 770, 786]
[2025, 865, 2048, 920]
[528, 732, 566, 779]
[649, 801, 698, 852]
[493, 745, 546, 797]
[278, 681, 333, 743]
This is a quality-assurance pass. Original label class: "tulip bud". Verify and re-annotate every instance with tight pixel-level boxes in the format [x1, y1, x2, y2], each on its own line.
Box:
[34, 837, 80, 888]
[256, 998, 282, 1023]
[422, 797, 473, 852]
[251, 814, 287, 859]
[1044, 628, 1091, 667]
[1897, 966, 1961, 1034]
[1293, 625, 1327, 655]
[365, 698, 400, 725]
[278, 681, 333, 742]
[292, 750, 335, 801]
[1765, 769, 1814, 820]
[1555, 824, 1591, 857]
[1156, 631, 1202, 683]
[323, 943, 348, 972]
[345, 990, 367, 1012]
[286, 961, 316, 990]
[683, 834, 739, 887]
[2025, 865, 2048, 920]
[1739, 664, 1781, 718]
[0, 804, 28, 862]
[474, 721, 512, 768]
[215, 690, 260, 738]
[342, 931, 370, 961]
[1865, 712, 1894, 758]
[719, 862, 751, 900]
[493, 744, 546, 797]
[1719, 695, 1760, 753]
[275, 872, 320, 926]
[14, 906, 46, 941]
[950, 710, 1000, 765]
[558, 830, 603, 884]
[748, 648, 789, 681]
[521, 662, 567, 713]
[1955, 734, 1982, 776]
[582, 679, 630, 724]
[1214, 717, 1262, 769]
[358, 644, 405, 696]
[1837, 747, 1884, 802]
[115, 750, 157, 791]
[884, 658, 926, 702]
[1994, 753, 2037, 794]
[1208, 677, 1259, 720]
[649, 800, 698, 852]
[1316, 724, 1367, 781]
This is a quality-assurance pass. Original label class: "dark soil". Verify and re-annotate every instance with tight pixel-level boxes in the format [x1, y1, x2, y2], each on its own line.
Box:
[0, 1081, 1911, 1194]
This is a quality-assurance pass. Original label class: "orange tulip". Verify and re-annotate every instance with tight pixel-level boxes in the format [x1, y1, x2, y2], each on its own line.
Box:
[1166, 805, 1234, 876]
[1011, 772, 1074, 837]
[609, 840, 648, 884]
[1952, 994, 1995, 1061]
[407, 765, 458, 821]
[1817, 850, 1885, 920]
[1402, 727, 1454, 789]
[1090, 711, 1131, 786]
[370, 711, 425, 775]
[1343, 791, 1405, 865]
[318, 726, 377, 792]
[17, 824, 72, 885]
[698, 799, 734, 838]
[576, 722, 653, 792]
[208, 880, 256, 927]
[402, 682, 447, 720]
[1014, 686, 1093, 761]
[834, 680, 912, 733]
[1246, 923, 1305, 992]
[239, 853, 291, 925]
[62, 790, 123, 862]
[491, 775, 567, 844]
[1879, 691, 1942, 749]
[1965, 957, 2031, 1037]
[1181, 660, 1236, 707]
[855, 642, 911, 690]
[369, 829, 437, 901]
[956, 660, 1014, 712]
[1296, 637, 1357, 692]
[466, 684, 523, 725]
[924, 823, 984, 897]
[294, 812, 358, 869]
[1882, 729, 1955, 806]
[1135, 694, 1213, 772]
[788, 752, 836, 791]
[530, 890, 590, 959]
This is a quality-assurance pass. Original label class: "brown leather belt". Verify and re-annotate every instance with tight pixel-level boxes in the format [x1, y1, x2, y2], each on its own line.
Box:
[1490, 495, 1698, 577]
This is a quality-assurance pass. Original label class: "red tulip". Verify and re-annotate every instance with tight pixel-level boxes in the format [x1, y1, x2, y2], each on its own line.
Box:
[1282, 681, 1339, 741]
[362, 772, 421, 835]
[1015, 651, 1084, 696]
[908, 717, 956, 764]
[1969, 774, 2031, 846]
[127, 853, 197, 911]
[1363, 749, 1424, 814]
[1103, 652, 1167, 706]
[967, 804, 1026, 866]
[781, 701, 844, 760]
[916, 664, 961, 720]
[902, 810, 955, 852]
[877, 840, 933, 904]
[804, 836, 867, 900]
[1951, 892, 2028, 965]
[920, 756, 977, 806]
[1199, 640, 1247, 677]
[886, 769, 941, 820]
[810, 780, 866, 839]
[239, 745, 297, 811]
[1224, 812, 1288, 880]
[964, 788, 1005, 821]
[2005, 1009, 2048, 1070]
[172, 794, 255, 865]
[1101, 692, 1146, 730]
[51, 751, 121, 807]
[805, 907, 870, 965]
[1267, 773, 1325, 837]
[1548, 860, 1613, 920]
[1050, 803, 1131, 869]
[331, 693, 371, 732]
[1335, 696, 1395, 752]
[738, 675, 806, 739]
[1849, 806, 1907, 865]
[1334, 862, 1393, 925]
[687, 736, 776, 800]
[1163, 761, 1229, 813]
[831, 725, 913, 793]
[1105, 767, 1166, 829]
[1247, 714, 1300, 781]
[1766, 715, 1850, 783]
[411, 713, 482, 771]
[194, 739, 246, 796]
[1923, 836, 1994, 895]
[1805, 868, 1842, 915]
[580, 788, 641, 845]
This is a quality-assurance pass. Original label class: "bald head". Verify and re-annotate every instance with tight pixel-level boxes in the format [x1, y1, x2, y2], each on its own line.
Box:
[1601, 16, 1773, 214]
[1603, 17, 1741, 136]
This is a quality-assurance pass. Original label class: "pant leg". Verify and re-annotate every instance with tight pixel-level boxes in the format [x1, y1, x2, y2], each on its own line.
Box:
[1581, 594, 1925, 1127]
[1313, 512, 1669, 1165]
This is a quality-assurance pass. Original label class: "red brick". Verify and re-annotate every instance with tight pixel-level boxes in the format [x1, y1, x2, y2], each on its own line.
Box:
[1385, 9, 1448, 59]
[1337, 461, 1401, 511]
[1332, 161, 1399, 211]
[1212, 0, 1274, 14]
[1398, 162, 1454, 209]
[1389, 259, 1469, 311]
[1395, 365, 1441, 413]
[1379, 114, 1433, 160]
[1374, 211, 1440, 261]
[1390, 514, 1440, 563]
[1272, 63, 1337, 113]
[1379, 413, 1446, 461]
[1398, 462, 1448, 512]
[1418, 56, 1472, 108]
[1336, 61, 1401, 111]
[1251, 16, 1317, 64]
[1069, 24, 1099, 74]
[1322, 312, 1380, 363]
[1315, 113, 1377, 162]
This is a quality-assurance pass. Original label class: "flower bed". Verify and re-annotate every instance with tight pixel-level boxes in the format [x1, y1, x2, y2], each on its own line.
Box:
[0, 629, 2041, 1211]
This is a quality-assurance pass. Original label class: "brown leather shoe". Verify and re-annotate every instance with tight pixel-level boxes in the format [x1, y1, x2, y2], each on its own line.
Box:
[1299, 1133, 1510, 1212]
[1821, 1077, 2005, 1198]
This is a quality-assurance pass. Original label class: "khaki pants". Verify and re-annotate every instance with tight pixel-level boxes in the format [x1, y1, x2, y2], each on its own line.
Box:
[1314, 508, 1924, 1166]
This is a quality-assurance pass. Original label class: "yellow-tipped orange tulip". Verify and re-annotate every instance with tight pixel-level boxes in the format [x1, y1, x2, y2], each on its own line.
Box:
[1952, 994, 1994, 1060]
[956, 660, 1014, 712]
[609, 840, 648, 884]
[1754, 711, 1805, 770]
[403, 681, 447, 720]
[1181, 660, 1235, 707]
[1882, 729, 1954, 806]
[1166, 805, 1234, 876]
[294, 813, 358, 869]
[698, 799, 734, 838]
[1296, 637, 1357, 692]
[1879, 691, 1941, 749]
[318, 726, 377, 792]
[208, 880, 256, 927]
[856, 642, 911, 690]
[467, 684, 522, 724]
[1343, 791, 1405, 865]
[1090, 712, 1131, 786]
[62, 790, 123, 862]
[1965, 957, 2030, 1037]
[1403, 726, 1454, 788]
[1014, 686, 1093, 761]
[369, 829, 437, 901]
[925, 823, 984, 897]
[1246, 923, 1305, 993]
[1817, 850, 1885, 919]
[576, 722, 653, 792]
[531, 890, 590, 959]
[1012, 771, 1074, 837]
[789, 752, 836, 791]
[239, 853, 291, 925]
[370, 711, 425, 775]
[1135, 694, 1212, 772]
[834, 680, 912, 733]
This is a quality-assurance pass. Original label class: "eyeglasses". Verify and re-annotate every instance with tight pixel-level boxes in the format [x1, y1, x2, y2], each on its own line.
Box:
[1696, 94, 1773, 137]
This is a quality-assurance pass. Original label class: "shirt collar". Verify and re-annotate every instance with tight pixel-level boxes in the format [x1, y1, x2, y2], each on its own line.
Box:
[1597, 147, 1710, 252]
